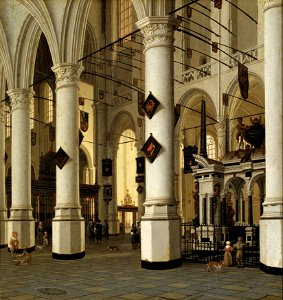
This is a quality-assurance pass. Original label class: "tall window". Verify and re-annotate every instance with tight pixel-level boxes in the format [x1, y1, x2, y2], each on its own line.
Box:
[207, 134, 216, 159]
[30, 97, 34, 129]
[6, 109, 11, 137]
[81, 25, 95, 84]
[46, 85, 53, 123]
[85, 167, 90, 184]
[120, 0, 132, 38]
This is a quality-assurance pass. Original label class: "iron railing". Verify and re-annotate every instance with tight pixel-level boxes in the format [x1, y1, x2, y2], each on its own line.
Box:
[181, 223, 260, 267]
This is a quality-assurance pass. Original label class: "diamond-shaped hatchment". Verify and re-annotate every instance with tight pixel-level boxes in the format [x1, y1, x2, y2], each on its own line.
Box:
[54, 147, 69, 169]
[141, 92, 160, 119]
[141, 134, 162, 163]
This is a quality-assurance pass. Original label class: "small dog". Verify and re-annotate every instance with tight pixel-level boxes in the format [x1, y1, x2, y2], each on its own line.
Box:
[107, 246, 121, 251]
[15, 250, 32, 266]
[206, 261, 225, 272]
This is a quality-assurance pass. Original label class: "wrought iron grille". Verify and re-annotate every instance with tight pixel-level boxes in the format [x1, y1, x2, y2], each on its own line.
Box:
[181, 223, 259, 267]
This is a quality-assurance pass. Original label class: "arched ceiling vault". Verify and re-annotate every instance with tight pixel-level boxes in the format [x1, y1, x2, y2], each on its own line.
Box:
[176, 88, 217, 135]
[17, 0, 91, 64]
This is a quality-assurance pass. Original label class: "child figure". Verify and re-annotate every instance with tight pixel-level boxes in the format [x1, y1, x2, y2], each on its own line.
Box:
[9, 231, 19, 257]
[43, 231, 49, 247]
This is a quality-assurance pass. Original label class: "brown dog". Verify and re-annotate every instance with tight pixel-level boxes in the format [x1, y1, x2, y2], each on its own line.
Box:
[206, 261, 225, 272]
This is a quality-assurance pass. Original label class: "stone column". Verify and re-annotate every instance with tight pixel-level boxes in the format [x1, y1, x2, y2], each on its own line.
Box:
[7, 88, 35, 251]
[199, 195, 206, 225]
[242, 199, 245, 223]
[208, 196, 214, 225]
[136, 16, 181, 269]
[235, 198, 239, 222]
[0, 103, 8, 247]
[105, 145, 119, 235]
[260, 0, 283, 274]
[248, 195, 253, 225]
[51, 63, 85, 259]
[221, 197, 227, 225]
[93, 102, 108, 223]
[215, 121, 226, 161]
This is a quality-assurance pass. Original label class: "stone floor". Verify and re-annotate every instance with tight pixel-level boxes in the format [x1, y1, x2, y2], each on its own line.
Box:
[0, 236, 282, 300]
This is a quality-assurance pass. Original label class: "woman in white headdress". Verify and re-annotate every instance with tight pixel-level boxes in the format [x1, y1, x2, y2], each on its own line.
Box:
[223, 241, 234, 267]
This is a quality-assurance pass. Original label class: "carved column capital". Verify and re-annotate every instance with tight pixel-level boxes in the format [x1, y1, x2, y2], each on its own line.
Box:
[264, 0, 282, 11]
[136, 16, 180, 51]
[52, 63, 84, 90]
[7, 88, 34, 112]
[92, 102, 106, 113]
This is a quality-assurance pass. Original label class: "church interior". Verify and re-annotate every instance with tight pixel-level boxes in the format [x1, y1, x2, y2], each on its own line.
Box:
[0, 0, 282, 276]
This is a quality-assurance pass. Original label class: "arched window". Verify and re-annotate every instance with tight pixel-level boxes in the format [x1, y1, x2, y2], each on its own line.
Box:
[116, 129, 137, 206]
[30, 97, 35, 129]
[81, 24, 95, 84]
[120, 0, 132, 38]
[85, 167, 90, 184]
[6, 107, 11, 138]
[46, 85, 53, 124]
[207, 134, 216, 159]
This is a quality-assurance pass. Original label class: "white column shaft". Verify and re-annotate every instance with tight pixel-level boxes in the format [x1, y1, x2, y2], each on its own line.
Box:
[8, 89, 33, 208]
[136, 16, 182, 268]
[52, 64, 83, 209]
[0, 103, 8, 246]
[0, 104, 6, 210]
[264, 1, 283, 206]
[260, 0, 283, 272]
[7, 88, 35, 251]
[145, 51, 173, 202]
[51, 63, 85, 258]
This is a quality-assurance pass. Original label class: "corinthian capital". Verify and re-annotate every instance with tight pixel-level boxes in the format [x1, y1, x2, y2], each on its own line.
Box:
[52, 63, 84, 90]
[92, 102, 106, 113]
[136, 16, 180, 51]
[264, 0, 282, 10]
[7, 88, 34, 112]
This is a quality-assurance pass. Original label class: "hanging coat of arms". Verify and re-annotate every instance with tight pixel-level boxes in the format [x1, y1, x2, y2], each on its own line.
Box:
[244, 116, 265, 149]
[183, 145, 198, 174]
[31, 132, 36, 146]
[137, 91, 145, 116]
[80, 111, 89, 132]
[238, 63, 249, 100]
[49, 126, 55, 142]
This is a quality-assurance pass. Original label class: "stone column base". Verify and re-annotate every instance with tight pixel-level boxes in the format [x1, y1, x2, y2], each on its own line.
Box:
[52, 219, 85, 259]
[260, 218, 283, 274]
[0, 217, 8, 247]
[109, 219, 119, 235]
[8, 220, 35, 252]
[141, 218, 182, 269]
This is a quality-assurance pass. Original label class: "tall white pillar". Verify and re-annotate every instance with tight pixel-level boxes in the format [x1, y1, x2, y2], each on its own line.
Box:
[136, 16, 182, 269]
[0, 103, 8, 247]
[52, 63, 85, 259]
[260, 0, 283, 274]
[7, 88, 35, 251]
